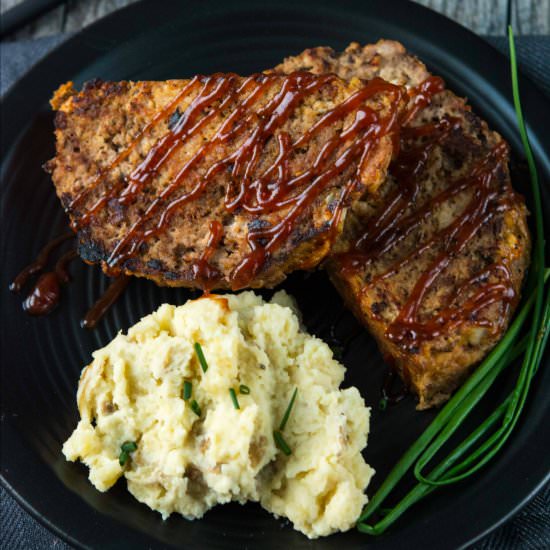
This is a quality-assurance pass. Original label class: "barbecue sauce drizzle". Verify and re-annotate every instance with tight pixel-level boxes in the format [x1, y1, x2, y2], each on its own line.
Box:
[69, 72, 405, 290]
[338, 77, 519, 352]
[191, 220, 224, 292]
[10, 74, 518, 338]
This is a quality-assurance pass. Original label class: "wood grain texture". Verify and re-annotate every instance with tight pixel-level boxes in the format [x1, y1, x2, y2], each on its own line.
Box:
[1, 0, 549, 40]
[416, 0, 508, 34]
[514, 0, 550, 34]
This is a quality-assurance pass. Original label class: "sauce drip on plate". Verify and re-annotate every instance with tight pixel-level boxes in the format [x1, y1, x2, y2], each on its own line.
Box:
[10, 232, 128, 326]
[81, 275, 130, 329]
[10, 233, 76, 315]
[381, 368, 409, 406]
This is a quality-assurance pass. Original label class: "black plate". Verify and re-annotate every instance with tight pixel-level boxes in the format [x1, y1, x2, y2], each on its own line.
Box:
[1, 1, 549, 548]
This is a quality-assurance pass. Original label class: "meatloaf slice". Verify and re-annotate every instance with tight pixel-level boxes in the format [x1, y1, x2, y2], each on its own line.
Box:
[47, 72, 405, 290]
[274, 41, 530, 408]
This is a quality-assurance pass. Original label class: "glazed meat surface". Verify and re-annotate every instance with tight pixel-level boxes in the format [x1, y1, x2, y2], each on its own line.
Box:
[47, 73, 405, 290]
[275, 41, 530, 408]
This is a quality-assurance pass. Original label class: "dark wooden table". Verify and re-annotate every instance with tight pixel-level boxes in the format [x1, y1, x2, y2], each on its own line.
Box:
[0, 0, 549, 39]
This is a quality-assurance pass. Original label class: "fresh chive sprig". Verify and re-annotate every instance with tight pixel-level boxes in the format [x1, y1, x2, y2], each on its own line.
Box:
[119, 441, 138, 467]
[273, 430, 292, 456]
[229, 388, 240, 409]
[183, 380, 192, 401]
[357, 28, 549, 536]
[190, 399, 201, 417]
[279, 388, 298, 431]
[194, 342, 209, 373]
[272, 387, 298, 456]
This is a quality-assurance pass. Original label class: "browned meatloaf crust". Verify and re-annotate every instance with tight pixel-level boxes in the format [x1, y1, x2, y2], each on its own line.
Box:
[274, 41, 530, 408]
[47, 73, 405, 290]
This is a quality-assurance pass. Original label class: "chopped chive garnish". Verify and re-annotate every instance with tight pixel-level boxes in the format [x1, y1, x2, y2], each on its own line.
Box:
[239, 384, 250, 395]
[355, 28, 549, 537]
[121, 441, 138, 453]
[194, 342, 209, 373]
[190, 399, 201, 417]
[379, 397, 388, 411]
[279, 387, 298, 431]
[183, 380, 192, 401]
[229, 388, 240, 409]
[119, 441, 137, 466]
[273, 430, 292, 456]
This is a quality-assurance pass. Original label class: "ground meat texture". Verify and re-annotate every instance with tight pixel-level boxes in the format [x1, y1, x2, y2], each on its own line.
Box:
[274, 41, 530, 409]
[47, 73, 405, 290]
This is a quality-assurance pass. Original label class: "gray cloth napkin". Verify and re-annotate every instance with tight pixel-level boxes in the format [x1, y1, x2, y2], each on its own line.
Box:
[0, 32, 549, 550]
[1, 34, 69, 96]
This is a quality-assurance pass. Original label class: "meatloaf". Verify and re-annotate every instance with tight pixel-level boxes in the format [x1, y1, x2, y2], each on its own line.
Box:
[47, 73, 405, 290]
[274, 41, 530, 408]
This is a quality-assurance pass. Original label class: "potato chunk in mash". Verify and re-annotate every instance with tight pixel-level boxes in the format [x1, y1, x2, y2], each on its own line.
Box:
[63, 291, 374, 538]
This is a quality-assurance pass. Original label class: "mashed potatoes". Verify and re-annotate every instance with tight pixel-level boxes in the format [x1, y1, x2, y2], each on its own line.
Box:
[63, 291, 374, 538]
